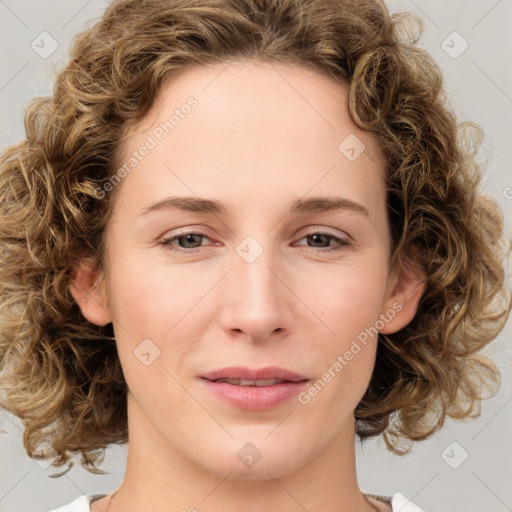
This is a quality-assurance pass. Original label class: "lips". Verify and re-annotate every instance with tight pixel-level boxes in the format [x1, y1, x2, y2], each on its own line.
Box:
[200, 366, 308, 384]
[199, 366, 309, 410]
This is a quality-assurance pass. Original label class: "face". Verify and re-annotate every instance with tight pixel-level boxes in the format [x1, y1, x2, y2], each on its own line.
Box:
[71, 60, 424, 481]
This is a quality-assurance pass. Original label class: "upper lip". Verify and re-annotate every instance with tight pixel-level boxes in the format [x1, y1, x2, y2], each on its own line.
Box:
[201, 366, 308, 382]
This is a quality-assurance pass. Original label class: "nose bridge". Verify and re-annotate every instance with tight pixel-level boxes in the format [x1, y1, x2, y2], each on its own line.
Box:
[233, 240, 283, 310]
[220, 236, 290, 340]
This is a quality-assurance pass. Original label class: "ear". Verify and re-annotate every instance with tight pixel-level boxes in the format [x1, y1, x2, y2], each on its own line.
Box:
[69, 258, 112, 326]
[378, 252, 426, 335]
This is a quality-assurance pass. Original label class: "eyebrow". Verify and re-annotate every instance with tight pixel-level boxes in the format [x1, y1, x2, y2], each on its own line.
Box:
[140, 195, 370, 217]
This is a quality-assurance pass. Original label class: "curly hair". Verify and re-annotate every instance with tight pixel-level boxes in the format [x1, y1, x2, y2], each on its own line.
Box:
[0, 0, 510, 475]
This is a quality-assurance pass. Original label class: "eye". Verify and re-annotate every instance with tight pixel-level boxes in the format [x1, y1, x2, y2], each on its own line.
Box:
[160, 230, 213, 253]
[294, 230, 351, 252]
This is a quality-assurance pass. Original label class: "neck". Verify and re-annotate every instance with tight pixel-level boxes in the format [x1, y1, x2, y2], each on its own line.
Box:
[100, 392, 377, 512]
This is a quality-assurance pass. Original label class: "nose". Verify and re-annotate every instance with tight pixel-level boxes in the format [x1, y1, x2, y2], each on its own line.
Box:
[218, 247, 295, 343]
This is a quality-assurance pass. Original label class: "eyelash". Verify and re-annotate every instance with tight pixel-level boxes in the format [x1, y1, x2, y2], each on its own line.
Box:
[160, 229, 351, 254]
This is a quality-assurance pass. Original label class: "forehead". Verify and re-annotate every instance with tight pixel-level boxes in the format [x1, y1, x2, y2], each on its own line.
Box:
[114, 60, 387, 220]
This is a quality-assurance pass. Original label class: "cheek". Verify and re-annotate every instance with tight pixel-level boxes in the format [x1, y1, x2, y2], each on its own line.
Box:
[300, 259, 389, 343]
[294, 260, 387, 403]
[107, 253, 206, 334]
[105, 253, 213, 379]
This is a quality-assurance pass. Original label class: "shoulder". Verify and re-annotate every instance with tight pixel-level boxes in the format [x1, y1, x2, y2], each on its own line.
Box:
[390, 492, 427, 512]
[364, 492, 427, 512]
[45, 494, 107, 512]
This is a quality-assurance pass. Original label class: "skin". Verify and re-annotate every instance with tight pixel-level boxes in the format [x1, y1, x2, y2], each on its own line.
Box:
[70, 60, 425, 512]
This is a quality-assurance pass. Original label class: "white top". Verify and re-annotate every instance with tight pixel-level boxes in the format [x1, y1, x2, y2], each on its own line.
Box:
[46, 492, 427, 511]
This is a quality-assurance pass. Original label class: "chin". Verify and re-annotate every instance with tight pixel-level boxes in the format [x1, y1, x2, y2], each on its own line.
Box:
[194, 438, 308, 481]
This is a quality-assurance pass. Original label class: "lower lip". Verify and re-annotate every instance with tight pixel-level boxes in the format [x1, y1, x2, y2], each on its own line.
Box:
[200, 378, 309, 411]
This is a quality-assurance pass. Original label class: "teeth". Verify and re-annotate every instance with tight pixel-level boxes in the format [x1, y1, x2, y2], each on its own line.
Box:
[215, 378, 286, 386]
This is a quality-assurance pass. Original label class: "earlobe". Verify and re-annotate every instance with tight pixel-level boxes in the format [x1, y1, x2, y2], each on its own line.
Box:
[69, 259, 112, 326]
[379, 255, 426, 335]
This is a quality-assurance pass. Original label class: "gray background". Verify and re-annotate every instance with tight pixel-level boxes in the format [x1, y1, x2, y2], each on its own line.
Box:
[0, 1, 511, 511]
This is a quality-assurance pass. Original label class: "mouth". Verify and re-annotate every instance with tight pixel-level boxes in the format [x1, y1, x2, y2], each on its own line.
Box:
[199, 367, 309, 410]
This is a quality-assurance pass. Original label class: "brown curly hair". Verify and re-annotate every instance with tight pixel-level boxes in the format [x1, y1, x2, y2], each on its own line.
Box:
[0, 0, 510, 475]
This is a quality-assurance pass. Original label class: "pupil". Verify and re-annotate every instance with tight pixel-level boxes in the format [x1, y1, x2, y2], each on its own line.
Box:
[310, 234, 328, 247]
[182, 234, 201, 248]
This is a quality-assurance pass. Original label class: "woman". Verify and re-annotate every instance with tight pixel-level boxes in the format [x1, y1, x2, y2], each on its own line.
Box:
[0, 0, 509, 511]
